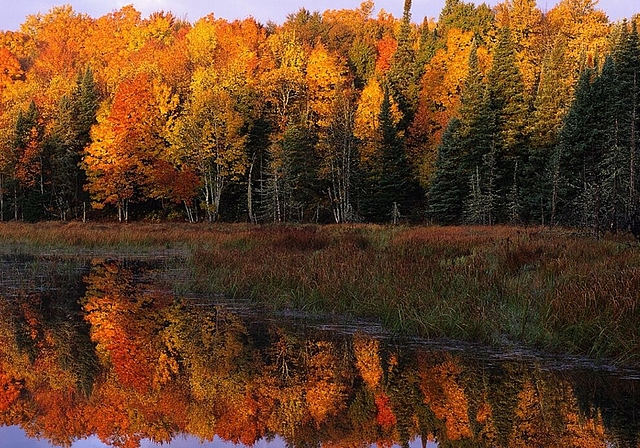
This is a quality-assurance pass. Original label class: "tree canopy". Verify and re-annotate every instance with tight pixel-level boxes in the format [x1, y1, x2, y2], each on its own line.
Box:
[0, 1, 638, 229]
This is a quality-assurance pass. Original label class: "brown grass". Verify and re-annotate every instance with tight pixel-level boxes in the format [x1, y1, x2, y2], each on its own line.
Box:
[3, 221, 640, 362]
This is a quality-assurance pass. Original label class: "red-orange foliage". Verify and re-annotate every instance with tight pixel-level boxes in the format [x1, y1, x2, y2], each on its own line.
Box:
[374, 391, 396, 430]
[0, 48, 23, 88]
[375, 35, 397, 75]
[0, 372, 23, 412]
[83, 262, 170, 394]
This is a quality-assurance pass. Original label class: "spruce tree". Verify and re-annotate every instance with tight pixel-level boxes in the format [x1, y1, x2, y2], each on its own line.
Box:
[486, 27, 529, 222]
[528, 38, 572, 224]
[362, 87, 421, 222]
[281, 124, 322, 222]
[47, 67, 99, 220]
[428, 118, 465, 223]
[459, 46, 495, 223]
[555, 67, 598, 226]
[13, 101, 44, 221]
[612, 21, 640, 229]
[595, 56, 624, 232]
[387, 0, 417, 131]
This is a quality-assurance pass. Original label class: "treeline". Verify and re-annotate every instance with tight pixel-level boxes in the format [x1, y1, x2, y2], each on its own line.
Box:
[0, 0, 638, 227]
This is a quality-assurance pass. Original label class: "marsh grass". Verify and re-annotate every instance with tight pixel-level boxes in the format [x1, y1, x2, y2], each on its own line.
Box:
[3, 221, 640, 362]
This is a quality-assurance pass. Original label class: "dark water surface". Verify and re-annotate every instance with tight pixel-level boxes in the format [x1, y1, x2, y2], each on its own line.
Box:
[0, 255, 639, 447]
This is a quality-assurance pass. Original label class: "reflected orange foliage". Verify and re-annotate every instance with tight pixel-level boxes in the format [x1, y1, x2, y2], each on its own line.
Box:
[83, 261, 170, 394]
[0, 373, 23, 412]
[419, 356, 472, 440]
[0, 256, 628, 448]
[509, 378, 551, 447]
[374, 391, 396, 430]
[353, 333, 383, 390]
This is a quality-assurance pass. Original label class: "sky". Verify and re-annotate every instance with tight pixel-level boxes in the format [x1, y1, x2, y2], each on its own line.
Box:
[0, 0, 637, 32]
[0, 426, 439, 448]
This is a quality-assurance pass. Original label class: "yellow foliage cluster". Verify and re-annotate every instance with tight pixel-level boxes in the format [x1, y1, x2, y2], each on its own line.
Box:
[353, 333, 384, 390]
[419, 356, 473, 440]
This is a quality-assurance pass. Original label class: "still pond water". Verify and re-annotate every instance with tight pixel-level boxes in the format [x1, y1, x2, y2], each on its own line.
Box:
[0, 255, 639, 447]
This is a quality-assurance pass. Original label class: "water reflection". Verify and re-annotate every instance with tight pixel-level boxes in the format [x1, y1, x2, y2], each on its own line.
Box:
[0, 258, 639, 447]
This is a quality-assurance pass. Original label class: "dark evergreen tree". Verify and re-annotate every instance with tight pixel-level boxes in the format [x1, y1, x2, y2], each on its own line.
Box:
[427, 45, 497, 224]
[595, 56, 625, 232]
[361, 87, 422, 222]
[284, 124, 323, 222]
[554, 58, 622, 232]
[611, 21, 640, 229]
[485, 27, 529, 223]
[554, 67, 599, 226]
[527, 38, 572, 225]
[427, 118, 465, 223]
[47, 67, 99, 220]
[459, 46, 495, 224]
[12, 101, 44, 221]
[387, 0, 418, 131]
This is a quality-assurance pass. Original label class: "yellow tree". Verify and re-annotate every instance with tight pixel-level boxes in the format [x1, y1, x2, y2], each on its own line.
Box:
[167, 67, 247, 222]
[546, 0, 610, 73]
[408, 28, 484, 188]
[306, 42, 357, 222]
[20, 5, 94, 82]
[175, 16, 263, 222]
[84, 6, 142, 94]
[259, 29, 308, 222]
[262, 30, 307, 132]
[354, 76, 402, 166]
[494, 0, 544, 97]
[82, 73, 175, 221]
[185, 15, 218, 68]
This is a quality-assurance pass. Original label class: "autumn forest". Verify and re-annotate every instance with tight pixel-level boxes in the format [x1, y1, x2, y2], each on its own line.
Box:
[0, 0, 639, 227]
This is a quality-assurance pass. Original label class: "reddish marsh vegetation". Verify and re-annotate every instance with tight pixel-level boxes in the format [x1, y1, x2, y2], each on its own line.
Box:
[2, 222, 640, 362]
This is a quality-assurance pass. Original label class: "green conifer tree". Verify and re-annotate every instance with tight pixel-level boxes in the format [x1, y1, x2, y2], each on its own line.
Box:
[427, 118, 465, 223]
[48, 67, 99, 220]
[527, 38, 573, 224]
[486, 27, 529, 222]
[612, 21, 640, 229]
[362, 87, 422, 222]
[387, 0, 417, 131]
